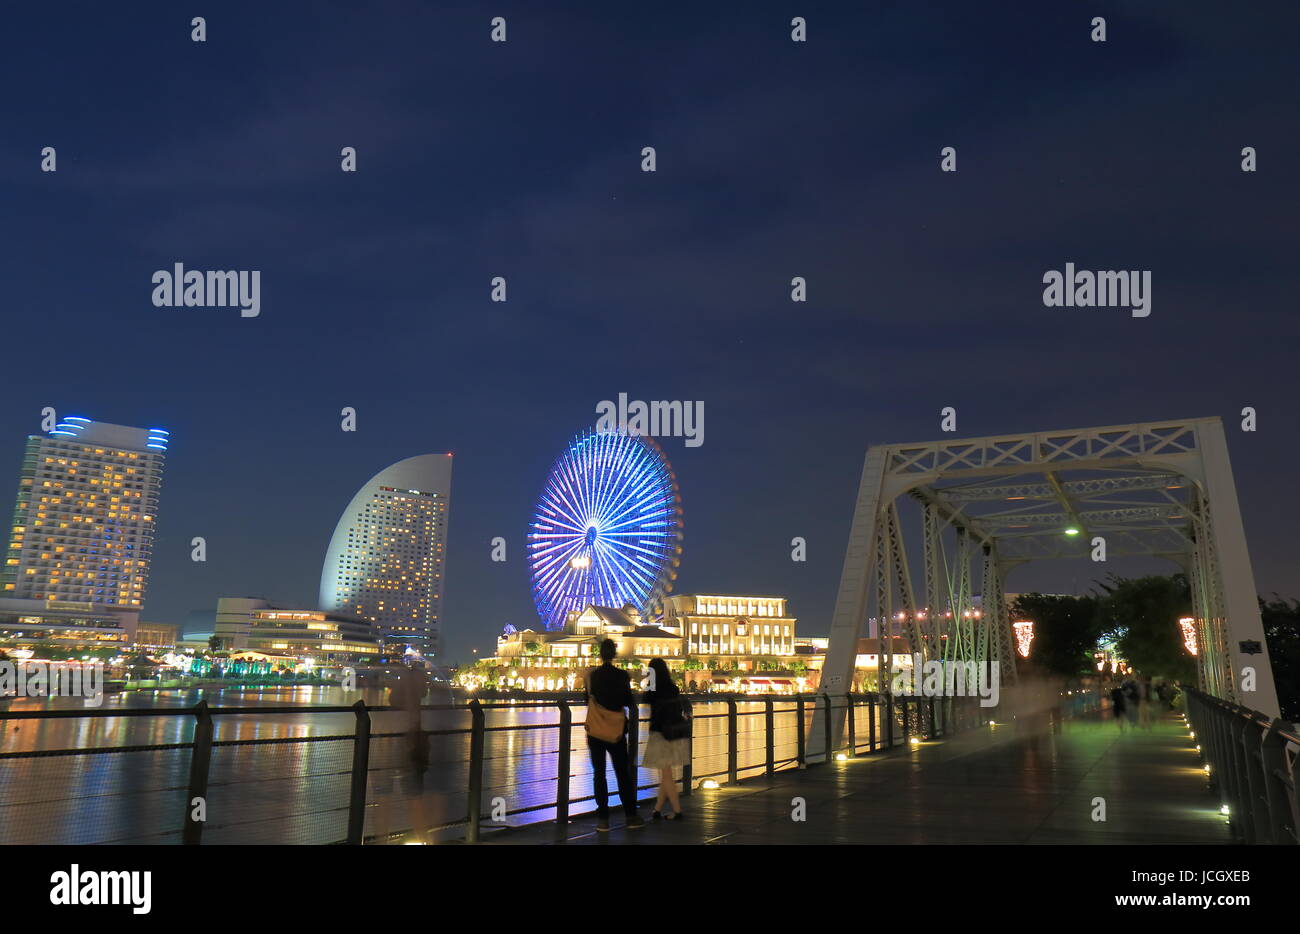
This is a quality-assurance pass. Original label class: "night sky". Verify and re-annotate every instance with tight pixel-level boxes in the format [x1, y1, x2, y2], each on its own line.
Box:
[3, 2, 1297, 663]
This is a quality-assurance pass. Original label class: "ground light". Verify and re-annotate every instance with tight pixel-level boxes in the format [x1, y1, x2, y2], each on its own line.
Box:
[835, 752, 848, 762]
[699, 779, 720, 790]
[909, 737, 922, 745]
[1204, 764, 1211, 775]
[1221, 804, 1230, 816]
[1064, 527, 1080, 536]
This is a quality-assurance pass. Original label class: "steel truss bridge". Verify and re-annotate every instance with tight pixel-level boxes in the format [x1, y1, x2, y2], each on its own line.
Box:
[812, 417, 1279, 753]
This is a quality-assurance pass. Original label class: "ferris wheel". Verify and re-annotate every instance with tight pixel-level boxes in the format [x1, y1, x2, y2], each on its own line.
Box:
[528, 428, 683, 631]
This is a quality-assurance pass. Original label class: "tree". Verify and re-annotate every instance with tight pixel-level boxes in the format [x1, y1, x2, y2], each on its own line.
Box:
[1096, 574, 1196, 683]
[1259, 596, 1300, 721]
[1011, 592, 1104, 677]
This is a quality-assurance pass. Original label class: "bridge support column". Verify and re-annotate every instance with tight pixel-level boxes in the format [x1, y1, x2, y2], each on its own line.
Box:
[812, 448, 890, 759]
[1196, 420, 1279, 717]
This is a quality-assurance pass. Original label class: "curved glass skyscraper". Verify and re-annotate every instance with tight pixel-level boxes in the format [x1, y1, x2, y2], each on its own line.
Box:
[319, 453, 452, 657]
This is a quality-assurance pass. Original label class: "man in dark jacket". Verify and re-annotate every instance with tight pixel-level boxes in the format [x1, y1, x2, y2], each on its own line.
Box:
[586, 638, 644, 832]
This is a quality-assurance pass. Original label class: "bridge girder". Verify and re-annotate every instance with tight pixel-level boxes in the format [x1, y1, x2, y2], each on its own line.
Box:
[810, 417, 1278, 758]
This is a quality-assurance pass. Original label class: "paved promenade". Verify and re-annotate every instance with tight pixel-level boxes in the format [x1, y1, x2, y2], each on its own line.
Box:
[481, 712, 1229, 845]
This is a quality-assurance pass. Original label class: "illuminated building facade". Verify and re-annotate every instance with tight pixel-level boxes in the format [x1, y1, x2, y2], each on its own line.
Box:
[1, 417, 166, 609]
[134, 621, 178, 651]
[480, 604, 679, 692]
[319, 454, 452, 657]
[215, 597, 380, 665]
[663, 594, 797, 659]
[0, 597, 135, 652]
[468, 596, 809, 694]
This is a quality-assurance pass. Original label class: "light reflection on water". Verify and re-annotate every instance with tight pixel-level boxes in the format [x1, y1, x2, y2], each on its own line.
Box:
[0, 687, 883, 844]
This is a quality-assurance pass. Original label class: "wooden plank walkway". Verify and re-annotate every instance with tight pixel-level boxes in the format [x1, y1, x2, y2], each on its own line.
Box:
[477, 712, 1230, 845]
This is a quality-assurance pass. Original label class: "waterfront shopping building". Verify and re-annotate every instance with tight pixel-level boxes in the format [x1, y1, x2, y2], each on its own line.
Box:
[472, 594, 815, 693]
[214, 597, 382, 667]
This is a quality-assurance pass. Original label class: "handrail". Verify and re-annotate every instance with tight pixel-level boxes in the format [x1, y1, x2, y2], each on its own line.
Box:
[0, 689, 1082, 844]
[1180, 685, 1299, 846]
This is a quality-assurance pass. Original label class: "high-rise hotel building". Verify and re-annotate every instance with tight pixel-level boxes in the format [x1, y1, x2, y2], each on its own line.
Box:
[2, 417, 166, 610]
[319, 453, 452, 658]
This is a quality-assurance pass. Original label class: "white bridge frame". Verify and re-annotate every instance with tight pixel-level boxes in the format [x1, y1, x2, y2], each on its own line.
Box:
[814, 417, 1278, 753]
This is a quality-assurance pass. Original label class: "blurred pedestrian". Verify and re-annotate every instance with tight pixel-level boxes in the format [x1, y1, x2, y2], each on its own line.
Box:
[1122, 679, 1140, 726]
[373, 662, 439, 843]
[1138, 678, 1154, 729]
[1109, 682, 1127, 730]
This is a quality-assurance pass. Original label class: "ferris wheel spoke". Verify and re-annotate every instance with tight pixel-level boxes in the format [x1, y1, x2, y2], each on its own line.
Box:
[599, 506, 672, 535]
[529, 539, 585, 567]
[591, 437, 640, 526]
[591, 536, 656, 595]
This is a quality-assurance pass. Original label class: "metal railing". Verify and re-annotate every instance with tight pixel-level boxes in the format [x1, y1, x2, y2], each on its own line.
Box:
[0, 691, 998, 845]
[1181, 686, 1300, 845]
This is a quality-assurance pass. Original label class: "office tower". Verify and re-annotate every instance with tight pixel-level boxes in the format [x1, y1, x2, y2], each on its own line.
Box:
[1, 416, 167, 608]
[319, 454, 452, 657]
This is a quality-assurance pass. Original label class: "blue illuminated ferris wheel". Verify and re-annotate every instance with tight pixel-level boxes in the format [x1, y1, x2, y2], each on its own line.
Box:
[528, 428, 683, 631]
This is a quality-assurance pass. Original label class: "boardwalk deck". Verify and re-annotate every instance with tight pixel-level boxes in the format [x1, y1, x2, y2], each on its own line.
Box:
[477, 712, 1230, 845]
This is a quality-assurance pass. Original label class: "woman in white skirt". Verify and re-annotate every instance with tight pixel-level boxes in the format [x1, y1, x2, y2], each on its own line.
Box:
[642, 657, 690, 820]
